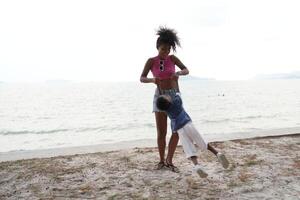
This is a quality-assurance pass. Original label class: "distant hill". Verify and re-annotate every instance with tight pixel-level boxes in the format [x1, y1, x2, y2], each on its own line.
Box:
[254, 71, 300, 80]
[180, 75, 215, 81]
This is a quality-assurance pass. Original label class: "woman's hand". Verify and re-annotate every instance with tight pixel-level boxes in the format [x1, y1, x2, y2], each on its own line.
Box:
[153, 77, 161, 85]
[170, 73, 179, 81]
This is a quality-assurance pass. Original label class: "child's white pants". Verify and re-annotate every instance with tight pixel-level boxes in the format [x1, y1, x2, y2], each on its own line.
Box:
[177, 122, 207, 158]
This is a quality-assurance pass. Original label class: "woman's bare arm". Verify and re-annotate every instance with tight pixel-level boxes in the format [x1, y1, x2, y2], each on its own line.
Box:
[140, 58, 156, 83]
[171, 55, 189, 76]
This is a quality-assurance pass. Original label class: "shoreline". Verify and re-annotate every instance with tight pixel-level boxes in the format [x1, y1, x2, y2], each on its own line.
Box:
[1, 134, 299, 199]
[1, 127, 300, 162]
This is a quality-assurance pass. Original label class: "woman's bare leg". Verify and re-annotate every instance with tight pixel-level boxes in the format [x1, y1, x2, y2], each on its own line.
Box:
[155, 112, 168, 162]
[166, 132, 179, 164]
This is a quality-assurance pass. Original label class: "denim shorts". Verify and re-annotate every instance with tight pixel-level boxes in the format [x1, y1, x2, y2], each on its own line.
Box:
[152, 88, 180, 112]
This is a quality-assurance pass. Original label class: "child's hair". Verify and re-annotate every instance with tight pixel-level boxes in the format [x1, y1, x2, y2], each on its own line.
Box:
[156, 26, 181, 52]
[156, 95, 172, 111]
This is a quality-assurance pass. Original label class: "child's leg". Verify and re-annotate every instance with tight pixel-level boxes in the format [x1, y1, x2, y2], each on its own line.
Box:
[207, 143, 218, 155]
[189, 156, 208, 178]
[187, 122, 229, 169]
[178, 127, 208, 178]
[177, 127, 198, 159]
[207, 142, 229, 169]
[186, 122, 219, 155]
[190, 156, 198, 165]
[185, 122, 207, 151]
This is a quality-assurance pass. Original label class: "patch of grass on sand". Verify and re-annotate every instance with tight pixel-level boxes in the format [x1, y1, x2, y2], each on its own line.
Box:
[119, 156, 131, 163]
[238, 171, 253, 182]
[233, 140, 251, 145]
[226, 162, 237, 172]
[210, 142, 226, 149]
[108, 194, 119, 200]
[245, 159, 263, 166]
[79, 184, 93, 194]
[243, 154, 263, 167]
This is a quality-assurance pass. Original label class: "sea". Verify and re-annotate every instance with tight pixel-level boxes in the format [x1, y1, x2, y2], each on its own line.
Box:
[0, 80, 300, 153]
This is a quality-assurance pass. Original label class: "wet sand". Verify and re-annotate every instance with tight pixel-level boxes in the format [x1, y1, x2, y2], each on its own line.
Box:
[0, 134, 300, 199]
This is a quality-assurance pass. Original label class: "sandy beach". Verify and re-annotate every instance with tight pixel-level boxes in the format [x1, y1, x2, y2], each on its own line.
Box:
[1, 134, 300, 200]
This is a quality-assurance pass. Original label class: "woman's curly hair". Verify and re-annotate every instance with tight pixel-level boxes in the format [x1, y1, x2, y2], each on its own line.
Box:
[156, 26, 181, 52]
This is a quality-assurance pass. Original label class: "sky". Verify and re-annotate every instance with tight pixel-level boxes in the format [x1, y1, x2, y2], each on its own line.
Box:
[0, 0, 300, 82]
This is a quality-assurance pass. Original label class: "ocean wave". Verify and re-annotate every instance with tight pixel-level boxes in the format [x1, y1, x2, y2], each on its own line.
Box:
[202, 119, 231, 123]
[236, 114, 278, 120]
[238, 115, 264, 120]
[0, 123, 156, 136]
[201, 114, 279, 124]
[0, 129, 70, 135]
[78, 123, 154, 133]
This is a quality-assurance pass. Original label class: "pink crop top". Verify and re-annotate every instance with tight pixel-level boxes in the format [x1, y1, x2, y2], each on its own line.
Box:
[150, 55, 175, 80]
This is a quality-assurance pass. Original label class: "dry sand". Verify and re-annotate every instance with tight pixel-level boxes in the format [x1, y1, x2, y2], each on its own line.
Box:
[0, 134, 300, 199]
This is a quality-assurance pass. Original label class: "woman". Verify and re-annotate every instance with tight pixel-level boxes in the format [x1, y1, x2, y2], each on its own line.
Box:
[140, 26, 189, 172]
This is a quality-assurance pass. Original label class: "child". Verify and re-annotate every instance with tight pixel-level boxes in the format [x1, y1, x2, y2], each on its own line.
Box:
[156, 93, 229, 178]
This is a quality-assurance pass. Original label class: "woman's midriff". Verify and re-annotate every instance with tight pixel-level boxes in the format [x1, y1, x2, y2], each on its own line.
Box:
[158, 78, 179, 91]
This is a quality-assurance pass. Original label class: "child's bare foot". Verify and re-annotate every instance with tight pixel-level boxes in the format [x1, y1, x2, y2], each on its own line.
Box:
[217, 153, 229, 169]
[193, 165, 208, 178]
